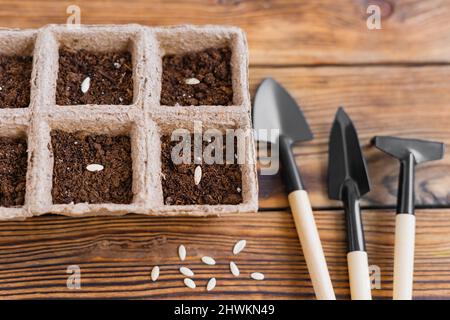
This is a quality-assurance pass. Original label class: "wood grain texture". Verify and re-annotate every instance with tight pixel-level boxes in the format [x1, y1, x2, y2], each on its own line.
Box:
[253, 66, 450, 210]
[0, 211, 448, 300]
[1, 0, 450, 300]
[1, 0, 450, 65]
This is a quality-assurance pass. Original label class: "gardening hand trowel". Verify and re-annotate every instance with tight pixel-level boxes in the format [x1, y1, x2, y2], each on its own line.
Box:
[373, 136, 444, 300]
[253, 78, 335, 300]
[328, 107, 372, 300]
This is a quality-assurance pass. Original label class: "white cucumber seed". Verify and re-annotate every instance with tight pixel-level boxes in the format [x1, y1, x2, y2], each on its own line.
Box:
[178, 245, 186, 261]
[194, 165, 202, 185]
[81, 76, 91, 93]
[233, 240, 246, 255]
[86, 164, 104, 172]
[201, 256, 216, 265]
[179, 267, 194, 277]
[251, 272, 265, 281]
[230, 261, 240, 277]
[151, 266, 160, 282]
[184, 278, 196, 289]
[206, 278, 216, 291]
[185, 78, 200, 85]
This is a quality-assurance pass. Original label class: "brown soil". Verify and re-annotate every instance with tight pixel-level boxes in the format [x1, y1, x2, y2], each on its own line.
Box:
[0, 137, 27, 207]
[161, 134, 242, 205]
[51, 130, 133, 204]
[161, 47, 233, 106]
[56, 47, 133, 105]
[0, 55, 33, 108]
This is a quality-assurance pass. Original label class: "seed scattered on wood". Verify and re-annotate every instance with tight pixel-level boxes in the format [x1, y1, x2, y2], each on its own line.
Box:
[184, 278, 196, 289]
[180, 267, 194, 277]
[178, 245, 186, 261]
[114, 62, 121, 69]
[251, 272, 265, 281]
[233, 240, 246, 255]
[237, 187, 241, 193]
[201, 256, 216, 265]
[185, 77, 200, 85]
[86, 164, 104, 172]
[207, 278, 216, 291]
[194, 165, 202, 185]
[230, 261, 240, 277]
[81, 77, 90, 93]
[151, 266, 160, 282]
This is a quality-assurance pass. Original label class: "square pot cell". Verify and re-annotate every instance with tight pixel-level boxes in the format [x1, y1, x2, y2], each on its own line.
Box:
[0, 120, 32, 220]
[150, 112, 258, 215]
[161, 47, 233, 106]
[39, 25, 146, 108]
[30, 112, 148, 216]
[51, 130, 133, 205]
[153, 25, 250, 110]
[0, 136, 28, 207]
[0, 30, 36, 109]
[56, 48, 133, 105]
[161, 133, 242, 205]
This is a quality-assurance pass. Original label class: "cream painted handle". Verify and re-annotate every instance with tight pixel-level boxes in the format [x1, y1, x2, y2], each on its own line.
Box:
[393, 214, 416, 300]
[288, 190, 336, 300]
[347, 251, 372, 300]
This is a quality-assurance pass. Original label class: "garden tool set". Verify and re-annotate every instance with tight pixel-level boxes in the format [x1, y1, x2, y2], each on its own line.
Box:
[253, 78, 445, 300]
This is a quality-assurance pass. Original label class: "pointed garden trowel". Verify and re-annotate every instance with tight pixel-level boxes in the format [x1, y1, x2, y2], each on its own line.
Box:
[328, 107, 372, 300]
[253, 78, 335, 300]
[373, 136, 444, 300]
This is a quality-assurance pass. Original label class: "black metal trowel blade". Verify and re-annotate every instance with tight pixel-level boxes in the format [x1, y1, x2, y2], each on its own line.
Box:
[328, 107, 371, 200]
[253, 78, 313, 144]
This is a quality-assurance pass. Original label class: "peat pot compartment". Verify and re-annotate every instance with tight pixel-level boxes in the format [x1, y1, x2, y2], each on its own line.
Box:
[155, 26, 249, 109]
[0, 123, 30, 220]
[46, 26, 145, 107]
[34, 116, 147, 216]
[51, 130, 133, 205]
[153, 116, 258, 215]
[0, 30, 36, 109]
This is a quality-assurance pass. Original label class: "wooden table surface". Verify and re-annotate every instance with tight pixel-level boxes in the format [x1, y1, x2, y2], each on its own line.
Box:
[1, 0, 450, 299]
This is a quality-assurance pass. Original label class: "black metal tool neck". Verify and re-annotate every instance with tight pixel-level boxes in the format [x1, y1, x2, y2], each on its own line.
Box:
[278, 134, 304, 193]
[397, 153, 416, 215]
[341, 179, 366, 253]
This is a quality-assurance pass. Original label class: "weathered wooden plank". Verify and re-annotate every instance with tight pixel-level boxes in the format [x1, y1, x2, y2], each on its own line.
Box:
[1, 0, 450, 65]
[252, 66, 450, 209]
[0, 210, 449, 299]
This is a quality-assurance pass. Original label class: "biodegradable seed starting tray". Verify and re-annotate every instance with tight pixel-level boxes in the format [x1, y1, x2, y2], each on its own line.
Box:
[0, 24, 258, 220]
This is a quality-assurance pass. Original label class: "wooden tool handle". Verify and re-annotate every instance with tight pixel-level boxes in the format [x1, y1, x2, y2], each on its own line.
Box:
[393, 214, 416, 300]
[288, 190, 336, 300]
[347, 251, 372, 300]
